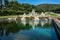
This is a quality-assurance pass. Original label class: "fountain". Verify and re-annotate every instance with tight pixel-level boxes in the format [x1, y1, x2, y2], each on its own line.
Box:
[29, 9, 36, 17]
[21, 13, 26, 21]
[29, 9, 39, 21]
[21, 13, 26, 25]
[41, 12, 45, 17]
[8, 17, 17, 23]
[31, 9, 36, 16]
[34, 17, 39, 21]
[34, 12, 39, 21]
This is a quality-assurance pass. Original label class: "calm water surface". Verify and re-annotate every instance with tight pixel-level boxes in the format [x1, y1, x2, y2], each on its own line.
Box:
[0, 19, 58, 40]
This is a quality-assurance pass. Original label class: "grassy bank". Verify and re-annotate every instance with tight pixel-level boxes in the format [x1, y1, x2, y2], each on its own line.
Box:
[0, 13, 59, 18]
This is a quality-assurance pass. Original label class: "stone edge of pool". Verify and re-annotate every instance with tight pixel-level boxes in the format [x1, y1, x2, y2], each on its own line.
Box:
[52, 19, 60, 40]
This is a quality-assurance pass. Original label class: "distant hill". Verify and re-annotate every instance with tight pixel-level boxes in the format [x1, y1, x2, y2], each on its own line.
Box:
[35, 4, 60, 13]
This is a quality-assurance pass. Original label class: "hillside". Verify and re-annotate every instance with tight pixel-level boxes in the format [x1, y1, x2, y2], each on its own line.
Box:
[0, 1, 60, 16]
[36, 4, 60, 13]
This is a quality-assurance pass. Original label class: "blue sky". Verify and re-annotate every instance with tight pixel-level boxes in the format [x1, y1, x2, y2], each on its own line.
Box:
[2, 0, 60, 5]
[18, 0, 60, 5]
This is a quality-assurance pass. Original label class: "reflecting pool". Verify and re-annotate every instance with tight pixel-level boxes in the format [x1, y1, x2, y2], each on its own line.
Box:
[0, 19, 58, 40]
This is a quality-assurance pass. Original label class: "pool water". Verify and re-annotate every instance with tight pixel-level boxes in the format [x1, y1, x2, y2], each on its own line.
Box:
[0, 19, 58, 40]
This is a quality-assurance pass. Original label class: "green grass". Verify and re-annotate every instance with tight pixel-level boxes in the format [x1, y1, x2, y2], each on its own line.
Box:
[0, 15, 21, 18]
[0, 13, 59, 18]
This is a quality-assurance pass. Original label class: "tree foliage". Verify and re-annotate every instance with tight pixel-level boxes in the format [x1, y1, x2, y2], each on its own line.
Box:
[0, 1, 60, 16]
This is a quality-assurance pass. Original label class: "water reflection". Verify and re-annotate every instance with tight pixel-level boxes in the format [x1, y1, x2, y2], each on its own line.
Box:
[40, 19, 48, 27]
[21, 20, 26, 25]
[0, 19, 58, 40]
[29, 20, 39, 30]
[29, 20, 35, 30]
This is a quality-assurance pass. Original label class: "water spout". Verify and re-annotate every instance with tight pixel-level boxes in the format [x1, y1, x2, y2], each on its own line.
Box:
[21, 13, 26, 21]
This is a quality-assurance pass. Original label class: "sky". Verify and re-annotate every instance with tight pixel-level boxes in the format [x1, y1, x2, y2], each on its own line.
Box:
[2, 0, 60, 5]
[18, 0, 60, 5]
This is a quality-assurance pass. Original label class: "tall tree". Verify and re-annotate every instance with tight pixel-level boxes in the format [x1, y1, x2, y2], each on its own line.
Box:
[8, 0, 19, 10]
[4, 0, 9, 7]
[0, 0, 2, 10]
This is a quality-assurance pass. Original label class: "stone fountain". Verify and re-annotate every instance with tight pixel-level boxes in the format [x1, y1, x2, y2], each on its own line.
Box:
[8, 17, 17, 23]
[21, 13, 26, 21]
[29, 9, 39, 21]
[31, 9, 36, 16]
[29, 9, 36, 17]
[34, 12, 39, 21]
[21, 13, 26, 25]
[41, 12, 45, 17]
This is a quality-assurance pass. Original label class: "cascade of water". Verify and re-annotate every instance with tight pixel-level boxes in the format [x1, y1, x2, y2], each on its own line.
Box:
[21, 9, 39, 20]
[21, 13, 26, 21]
[30, 9, 39, 20]
[31, 9, 36, 16]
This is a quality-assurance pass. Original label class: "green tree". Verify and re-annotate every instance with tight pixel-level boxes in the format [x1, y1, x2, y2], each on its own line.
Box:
[4, 0, 9, 7]
[0, 0, 2, 10]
